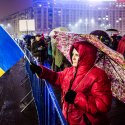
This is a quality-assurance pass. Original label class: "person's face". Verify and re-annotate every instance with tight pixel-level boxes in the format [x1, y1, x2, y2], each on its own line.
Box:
[36, 36, 41, 41]
[72, 48, 79, 67]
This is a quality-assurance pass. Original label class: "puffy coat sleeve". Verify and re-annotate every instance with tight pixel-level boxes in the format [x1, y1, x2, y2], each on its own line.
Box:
[38, 65, 68, 87]
[74, 70, 112, 114]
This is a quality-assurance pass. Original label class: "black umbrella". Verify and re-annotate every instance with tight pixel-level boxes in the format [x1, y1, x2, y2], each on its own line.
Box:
[90, 30, 110, 38]
[90, 30, 112, 48]
[106, 29, 119, 32]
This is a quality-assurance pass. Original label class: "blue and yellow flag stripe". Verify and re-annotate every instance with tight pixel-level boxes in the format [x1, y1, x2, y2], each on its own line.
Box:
[0, 68, 5, 77]
[0, 26, 24, 77]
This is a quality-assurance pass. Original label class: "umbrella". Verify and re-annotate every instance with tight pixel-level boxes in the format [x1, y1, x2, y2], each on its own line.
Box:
[90, 30, 110, 39]
[106, 29, 119, 36]
[49, 27, 70, 69]
[49, 27, 69, 37]
[49, 27, 69, 44]
[90, 30, 112, 48]
[106, 29, 119, 32]
[53, 31, 125, 103]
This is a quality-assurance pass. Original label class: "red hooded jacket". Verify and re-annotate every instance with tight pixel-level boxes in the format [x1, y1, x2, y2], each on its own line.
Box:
[39, 42, 112, 125]
[117, 36, 125, 55]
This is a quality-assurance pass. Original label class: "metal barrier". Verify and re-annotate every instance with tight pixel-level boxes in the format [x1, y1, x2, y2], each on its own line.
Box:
[19, 40, 67, 125]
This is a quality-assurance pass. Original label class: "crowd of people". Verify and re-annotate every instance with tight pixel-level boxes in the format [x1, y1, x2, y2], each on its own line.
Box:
[23, 34, 47, 65]
[23, 32, 71, 71]
[23, 30, 125, 69]
[22, 29, 125, 125]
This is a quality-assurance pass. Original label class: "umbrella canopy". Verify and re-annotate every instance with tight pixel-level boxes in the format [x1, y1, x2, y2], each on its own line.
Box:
[106, 29, 119, 36]
[53, 31, 125, 103]
[49, 27, 69, 44]
[49, 27, 69, 37]
[90, 30, 110, 39]
[106, 29, 119, 32]
[49, 27, 70, 69]
[90, 30, 112, 48]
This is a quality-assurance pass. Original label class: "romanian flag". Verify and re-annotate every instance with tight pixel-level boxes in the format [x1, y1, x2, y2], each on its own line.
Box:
[0, 26, 24, 77]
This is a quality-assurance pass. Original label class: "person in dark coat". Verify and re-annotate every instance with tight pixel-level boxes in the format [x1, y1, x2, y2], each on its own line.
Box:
[117, 35, 125, 58]
[23, 35, 32, 51]
[111, 35, 122, 51]
[31, 34, 47, 64]
[30, 41, 112, 125]
[30, 35, 35, 47]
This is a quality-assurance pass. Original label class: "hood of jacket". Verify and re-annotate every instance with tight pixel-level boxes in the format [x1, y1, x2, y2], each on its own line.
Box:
[70, 41, 97, 70]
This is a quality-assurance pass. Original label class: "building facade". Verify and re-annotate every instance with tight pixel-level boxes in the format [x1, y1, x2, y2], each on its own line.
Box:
[0, 7, 34, 37]
[33, 0, 125, 35]
[0, 0, 125, 36]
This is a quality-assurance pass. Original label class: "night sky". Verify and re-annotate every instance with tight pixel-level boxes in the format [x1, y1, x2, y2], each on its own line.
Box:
[0, 0, 125, 19]
[0, 0, 33, 19]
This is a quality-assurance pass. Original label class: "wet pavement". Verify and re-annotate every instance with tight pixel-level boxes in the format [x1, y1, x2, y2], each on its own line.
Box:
[0, 58, 38, 125]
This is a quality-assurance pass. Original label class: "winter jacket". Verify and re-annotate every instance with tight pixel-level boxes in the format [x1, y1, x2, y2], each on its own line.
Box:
[117, 36, 125, 56]
[31, 40, 47, 62]
[51, 40, 64, 68]
[38, 42, 112, 125]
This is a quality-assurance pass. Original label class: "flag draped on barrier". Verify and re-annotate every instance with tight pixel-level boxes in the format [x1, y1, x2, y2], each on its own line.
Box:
[0, 26, 24, 77]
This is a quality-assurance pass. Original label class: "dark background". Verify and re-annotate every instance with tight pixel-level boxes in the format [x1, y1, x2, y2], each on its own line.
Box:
[0, 0, 32, 19]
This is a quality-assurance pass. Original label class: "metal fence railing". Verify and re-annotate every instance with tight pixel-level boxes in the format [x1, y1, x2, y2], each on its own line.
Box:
[19, 40, 67, 125]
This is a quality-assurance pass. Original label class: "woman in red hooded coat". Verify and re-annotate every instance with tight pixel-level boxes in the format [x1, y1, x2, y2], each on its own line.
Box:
[30, 41, 112, 125]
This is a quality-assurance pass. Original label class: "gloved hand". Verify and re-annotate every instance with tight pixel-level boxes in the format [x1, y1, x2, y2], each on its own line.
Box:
[30, 62, 42, 75]
[64, 90, 76, 104]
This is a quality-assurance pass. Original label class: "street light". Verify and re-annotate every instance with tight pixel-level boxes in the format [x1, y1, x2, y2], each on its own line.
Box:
[85, 18, 88, 33]
[68, 24, 71, 27]
[91, 19, 95, 24]
[119, 18, 122, 21]
[78, 19, 82, 24]
[7, 23, 11, 28]
[116, 20, 119, 23]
